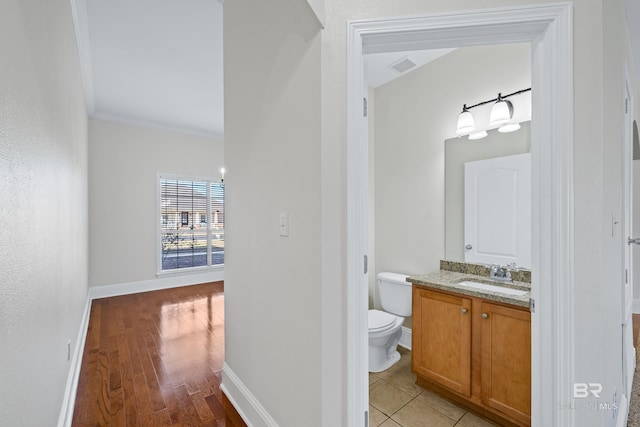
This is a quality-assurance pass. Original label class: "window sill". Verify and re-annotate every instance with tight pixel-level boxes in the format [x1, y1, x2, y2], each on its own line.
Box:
[156, 264, 224, 278]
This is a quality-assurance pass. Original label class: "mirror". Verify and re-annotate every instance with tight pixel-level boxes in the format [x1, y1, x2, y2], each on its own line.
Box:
[444, 121, 531, 265]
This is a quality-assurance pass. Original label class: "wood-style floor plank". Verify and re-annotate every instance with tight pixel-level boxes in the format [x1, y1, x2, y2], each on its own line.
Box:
[71, 281, 244, 426]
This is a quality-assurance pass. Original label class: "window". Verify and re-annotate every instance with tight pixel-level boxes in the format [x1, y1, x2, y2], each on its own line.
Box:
[159, 177, 224, 272]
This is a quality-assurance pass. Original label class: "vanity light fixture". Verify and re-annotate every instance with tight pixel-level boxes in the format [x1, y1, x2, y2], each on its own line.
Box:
[468, 130, 488, 140]
[456, 104, 475, 135]
[489, 94, 514, 126]
[455, 87, 531, 139]
[498, 122, 522, 133]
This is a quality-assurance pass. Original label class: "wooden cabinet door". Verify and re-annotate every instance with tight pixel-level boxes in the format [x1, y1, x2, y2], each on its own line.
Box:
[480, 301, 531, 425]
[412, 288, 472, 396]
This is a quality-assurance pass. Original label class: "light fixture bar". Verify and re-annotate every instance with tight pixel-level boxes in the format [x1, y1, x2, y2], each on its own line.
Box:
[462, 87, 531, 111]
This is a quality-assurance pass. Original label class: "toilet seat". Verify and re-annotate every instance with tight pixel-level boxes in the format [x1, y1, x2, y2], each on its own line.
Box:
[368, 309, 398, 333]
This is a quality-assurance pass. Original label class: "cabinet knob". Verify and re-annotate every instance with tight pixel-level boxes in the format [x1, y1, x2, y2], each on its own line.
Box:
[461, 308, 468, 315]
[481, 313, 489, 319]
[465, 244, 473, 250]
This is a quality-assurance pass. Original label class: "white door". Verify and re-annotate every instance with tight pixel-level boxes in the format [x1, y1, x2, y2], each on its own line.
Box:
[464, 153, 531, 268]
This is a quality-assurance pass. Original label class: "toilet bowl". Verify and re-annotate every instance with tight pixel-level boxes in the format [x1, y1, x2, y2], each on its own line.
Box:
[368, 309, 404, 372]
[368, 272, 412, 373]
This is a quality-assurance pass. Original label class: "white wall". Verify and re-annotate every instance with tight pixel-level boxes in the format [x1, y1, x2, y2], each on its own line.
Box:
[88, 118, 224, 287]
[372, 44, 530, 300]
[0, 0, 89, 425]
[223, 0, 323, 426]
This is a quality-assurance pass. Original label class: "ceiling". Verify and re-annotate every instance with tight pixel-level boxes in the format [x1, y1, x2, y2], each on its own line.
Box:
[364, 49, 455, 88]
[74, 0, 224, 137]
[72, 2, 640, 138]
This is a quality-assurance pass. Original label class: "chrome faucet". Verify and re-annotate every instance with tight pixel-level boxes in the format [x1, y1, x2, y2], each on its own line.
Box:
[486, 262, 519, 282]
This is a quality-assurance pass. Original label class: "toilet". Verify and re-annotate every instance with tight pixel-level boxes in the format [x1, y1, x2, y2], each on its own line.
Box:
[369, 272, 412, 373]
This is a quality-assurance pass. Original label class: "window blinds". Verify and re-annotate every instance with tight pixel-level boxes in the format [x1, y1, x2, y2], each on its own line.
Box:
[159, 178, 224, 271]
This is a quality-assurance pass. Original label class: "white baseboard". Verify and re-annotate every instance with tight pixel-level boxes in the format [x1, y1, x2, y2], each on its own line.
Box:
[89, 269, 224, 300]
[633, 299, 640, 314]
[398, 326, 412, 350]
[221, 363, 279, 427]
[57, 270, 224, 426]
[57, 293, 92, 427]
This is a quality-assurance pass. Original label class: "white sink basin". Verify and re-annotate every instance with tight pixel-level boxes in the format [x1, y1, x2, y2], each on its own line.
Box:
[457, 281, 528, 297]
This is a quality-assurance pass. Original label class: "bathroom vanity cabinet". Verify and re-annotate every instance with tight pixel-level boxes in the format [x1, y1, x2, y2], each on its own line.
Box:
[412, 285, 531, 427]
[412, 288, 472, 396]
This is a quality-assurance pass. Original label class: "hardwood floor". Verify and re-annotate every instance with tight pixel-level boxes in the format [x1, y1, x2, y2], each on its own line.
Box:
[72, 282, 243, 426]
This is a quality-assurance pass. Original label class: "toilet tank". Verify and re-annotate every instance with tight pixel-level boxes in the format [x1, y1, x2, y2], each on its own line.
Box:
[377, 272, 412, 317]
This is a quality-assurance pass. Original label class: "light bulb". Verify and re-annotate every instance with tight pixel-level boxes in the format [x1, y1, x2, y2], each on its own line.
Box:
[468, 130, 488, 140]
[489, 97, 513, 126]
[456, 106, 475, 135]
[498, 122, 521, 133]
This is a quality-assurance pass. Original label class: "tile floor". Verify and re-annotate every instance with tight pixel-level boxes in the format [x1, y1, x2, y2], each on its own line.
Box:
[369, 347, 497, 427]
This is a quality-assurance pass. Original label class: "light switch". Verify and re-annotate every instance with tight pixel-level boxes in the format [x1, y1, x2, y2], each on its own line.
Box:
[280, 211, 289, 237]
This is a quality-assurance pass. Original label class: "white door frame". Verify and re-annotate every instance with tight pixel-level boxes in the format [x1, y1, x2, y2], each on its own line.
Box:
[624, 66, 634, 323]
[622, 65, 635, 406]
[347, 4, 574, 427]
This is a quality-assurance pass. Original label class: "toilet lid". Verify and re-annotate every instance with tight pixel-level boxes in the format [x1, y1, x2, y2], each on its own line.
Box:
[368, 309, 397, 332]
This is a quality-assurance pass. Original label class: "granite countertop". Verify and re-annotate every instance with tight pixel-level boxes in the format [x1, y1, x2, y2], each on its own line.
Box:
[407, 269, 532, 309]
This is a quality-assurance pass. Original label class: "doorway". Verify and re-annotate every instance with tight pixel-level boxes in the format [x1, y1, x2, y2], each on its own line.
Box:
[347, 5, 574, 427]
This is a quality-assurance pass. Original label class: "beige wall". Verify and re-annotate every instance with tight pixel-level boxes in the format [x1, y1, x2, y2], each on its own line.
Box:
[223, 0, 323, 425]
[88, 118, 224, 287]
[0, 0, 89, 424]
